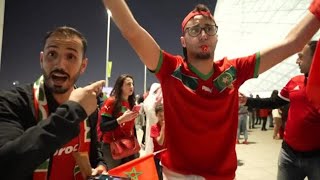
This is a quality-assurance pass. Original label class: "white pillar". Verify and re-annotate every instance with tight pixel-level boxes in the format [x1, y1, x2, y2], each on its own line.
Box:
[105, 9, 111, 87]
[0, 0, 6, 71]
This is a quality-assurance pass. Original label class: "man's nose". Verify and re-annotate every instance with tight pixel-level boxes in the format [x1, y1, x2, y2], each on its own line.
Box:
[199, 30, 208, 40]
[55, 55, 67, 65]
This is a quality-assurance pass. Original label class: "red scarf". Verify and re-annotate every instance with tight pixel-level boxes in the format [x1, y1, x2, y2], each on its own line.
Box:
[32, 76, 90, 180]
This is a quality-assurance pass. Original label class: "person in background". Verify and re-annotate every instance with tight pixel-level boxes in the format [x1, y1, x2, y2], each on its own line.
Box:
[150, 103, 166, 180]
[247, 93, 256, 129]
[240, 41, 320, 180]
[255, 95, 262, 125]
[135, 96, 147, 149]
[0, 26, 107, 179]
[98, 74, 139, 169]
[270, 90, 283, 139]
[102, 0, 320, 178]
[259, 108, 270, 131]
[237, 104, 249, 144]
[143, 83, 162, 155]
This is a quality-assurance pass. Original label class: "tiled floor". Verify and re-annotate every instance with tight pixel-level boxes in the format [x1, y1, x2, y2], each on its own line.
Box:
[137, 125, 284, 180]
[235, 127, 282, 180]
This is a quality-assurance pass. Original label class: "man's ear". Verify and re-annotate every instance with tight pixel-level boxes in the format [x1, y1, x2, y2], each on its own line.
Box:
[40, 51, 44, 68]
[180, 36, 186, 48]
[80, 58, 88, 74]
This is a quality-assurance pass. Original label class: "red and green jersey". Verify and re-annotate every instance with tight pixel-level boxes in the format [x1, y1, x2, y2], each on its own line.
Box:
[150, 123, 165, 159]
[99, 97, 135, 143]
[50, 137, 79, 180]
[154, 50, 259, 179]
[279, 75, 320, 152]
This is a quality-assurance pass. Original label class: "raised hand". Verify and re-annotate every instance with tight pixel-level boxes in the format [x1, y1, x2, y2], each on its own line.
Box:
[238, 92, 248, 105]
[117, 110, 139, 124]
[69, 80, 105, 116]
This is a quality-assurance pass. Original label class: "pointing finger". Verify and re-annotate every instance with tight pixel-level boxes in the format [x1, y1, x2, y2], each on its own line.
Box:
[86, 80, 105, 92]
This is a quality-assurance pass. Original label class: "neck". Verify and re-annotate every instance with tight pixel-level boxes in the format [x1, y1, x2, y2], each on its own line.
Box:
[122, 95, 129, 101]
[188, 58, 214, 74]
[53, 88, 74, 105]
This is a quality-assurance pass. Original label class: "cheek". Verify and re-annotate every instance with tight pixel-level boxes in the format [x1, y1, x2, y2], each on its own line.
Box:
[41, 62, 51, 71]
[211, 36, 218, 45]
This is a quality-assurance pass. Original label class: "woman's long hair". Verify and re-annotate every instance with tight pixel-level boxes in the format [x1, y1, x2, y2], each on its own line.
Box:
[110, 74, 136, 117]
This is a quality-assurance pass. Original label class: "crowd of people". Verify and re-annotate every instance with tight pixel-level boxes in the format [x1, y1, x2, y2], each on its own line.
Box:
[1, 0, 320, 179]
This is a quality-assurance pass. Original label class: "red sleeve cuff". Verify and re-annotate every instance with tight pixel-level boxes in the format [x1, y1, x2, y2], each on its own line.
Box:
[310, 0, 320, 20]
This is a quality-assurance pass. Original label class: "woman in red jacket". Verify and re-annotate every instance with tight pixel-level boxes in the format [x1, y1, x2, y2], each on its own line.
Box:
[98, 74, 139, 169]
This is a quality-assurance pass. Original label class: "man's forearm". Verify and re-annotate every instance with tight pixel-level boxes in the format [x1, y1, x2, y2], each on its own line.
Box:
[245, 95, 289, 109]
[0, 101, 85, 178]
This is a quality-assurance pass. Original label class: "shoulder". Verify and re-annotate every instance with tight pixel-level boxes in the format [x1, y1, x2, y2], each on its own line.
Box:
[0, 84, 33, 106]
[214, 57, 235, 68]
[162, 50, 184, 62]
[0, 84, 35, 126]
[216, 54, 256, 65]
[291, 75, 305, 82]
[102, 97, 115, 106]
[284, 75, 305, 88]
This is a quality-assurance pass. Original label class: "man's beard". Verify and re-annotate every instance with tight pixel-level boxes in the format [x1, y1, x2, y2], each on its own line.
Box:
[195, 52, 211, 60]
[42, 69, 80, 94]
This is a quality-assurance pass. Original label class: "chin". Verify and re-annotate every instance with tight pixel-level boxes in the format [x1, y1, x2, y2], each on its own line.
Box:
[52, 86, 69, 94]
[48, 83, 69, 94]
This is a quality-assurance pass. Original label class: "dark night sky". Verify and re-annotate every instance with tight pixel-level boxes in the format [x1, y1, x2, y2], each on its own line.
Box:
[0, 0, 216, 95]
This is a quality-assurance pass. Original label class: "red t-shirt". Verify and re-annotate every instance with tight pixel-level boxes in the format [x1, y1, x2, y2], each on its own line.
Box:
[280, 75, 320, 151]
[154, 50, 259, 179]
[259, 109, 270, 118]
[99, 97, 135, 143]
[150, 123, 165, 159]
[50, 137, 79, 180]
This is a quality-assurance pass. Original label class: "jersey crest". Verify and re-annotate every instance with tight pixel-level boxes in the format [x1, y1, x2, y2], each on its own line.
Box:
[213, 66, 236, 92]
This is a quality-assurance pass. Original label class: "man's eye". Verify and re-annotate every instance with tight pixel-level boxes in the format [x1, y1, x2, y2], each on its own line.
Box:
[48, 52, 55, 56]
[206, 26, 213, 31]
[67, 54, 76, 60]
[47, 52, 57, 59]
[191, 27, 200, 33]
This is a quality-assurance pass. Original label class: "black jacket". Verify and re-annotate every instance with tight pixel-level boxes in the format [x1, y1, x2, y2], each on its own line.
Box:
[0, 84, 106, 179]
[246, 95, 289, 109]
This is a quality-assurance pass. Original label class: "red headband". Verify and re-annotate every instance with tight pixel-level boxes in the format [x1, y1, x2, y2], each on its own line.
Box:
[181, 11, 214, 33]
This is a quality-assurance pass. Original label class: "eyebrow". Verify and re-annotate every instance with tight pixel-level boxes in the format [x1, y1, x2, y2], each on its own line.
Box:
[45, 45, 78, 53]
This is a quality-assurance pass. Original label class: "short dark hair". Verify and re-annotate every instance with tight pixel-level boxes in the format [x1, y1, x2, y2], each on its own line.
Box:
[43, 26, 87, 57]
[155, 103, 163, 114]
[308, 40, 318, 57]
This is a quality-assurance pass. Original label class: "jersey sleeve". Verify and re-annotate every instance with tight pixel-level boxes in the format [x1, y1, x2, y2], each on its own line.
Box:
[279, 78, 293, 102]
[154, 50, 184, 83]
[231, 52, 260, 86]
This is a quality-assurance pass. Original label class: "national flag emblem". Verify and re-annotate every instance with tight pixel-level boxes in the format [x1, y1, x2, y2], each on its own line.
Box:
[108, 154, 158, 180]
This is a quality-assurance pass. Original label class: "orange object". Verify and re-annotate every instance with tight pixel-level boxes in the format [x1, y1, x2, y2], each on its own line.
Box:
[306, 40, 320, 107]
[108, 154, 158, 180]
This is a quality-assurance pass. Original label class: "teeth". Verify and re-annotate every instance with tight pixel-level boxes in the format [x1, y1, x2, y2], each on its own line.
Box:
[52, 73, 66, 77]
